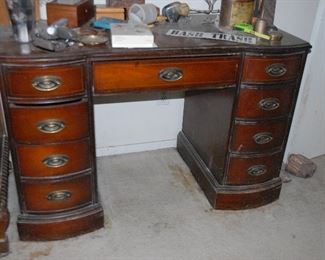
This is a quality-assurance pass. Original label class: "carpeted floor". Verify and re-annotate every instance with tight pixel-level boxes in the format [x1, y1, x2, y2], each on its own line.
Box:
[5, 149, 325, 260]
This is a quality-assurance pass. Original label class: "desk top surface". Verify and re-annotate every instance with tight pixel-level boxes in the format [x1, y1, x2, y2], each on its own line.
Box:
[0, 17, 311, 61]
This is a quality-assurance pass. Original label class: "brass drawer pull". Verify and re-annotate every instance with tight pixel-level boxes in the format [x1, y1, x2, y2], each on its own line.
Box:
[159, 68, 183, 81]
[259, 98, 280, 111]
[47, 190, 72, 201]
[42, 154, 69, 168]
[265, 63, 287, 77]
[253, 132, 273, 145]
[247, 165, 267, 176]
[32, 76, 62, 91]
[37, 119, 65, 134]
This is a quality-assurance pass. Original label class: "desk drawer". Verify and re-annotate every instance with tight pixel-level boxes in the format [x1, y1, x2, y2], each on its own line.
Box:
[21, 173, 92, 213]
[242, 55, 301, 83]
[236, 84, 294, 119]
[10, 100, 89, 144]
[5, 64, 85, 100]
[93, 58, 240, 93]
[17, 139, 91, 177]
[231, 120, 287, 153]
[225, 152, 282, 185]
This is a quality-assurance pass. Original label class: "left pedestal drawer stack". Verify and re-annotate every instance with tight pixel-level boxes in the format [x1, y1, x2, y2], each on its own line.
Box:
[1, 60, 104, 241]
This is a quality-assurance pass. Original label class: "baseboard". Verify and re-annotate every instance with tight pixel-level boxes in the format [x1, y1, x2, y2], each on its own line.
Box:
[96, 139, 177, 157]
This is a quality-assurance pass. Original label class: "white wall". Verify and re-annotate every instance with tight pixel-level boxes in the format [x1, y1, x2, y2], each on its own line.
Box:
[94, 1, 212, 156]
[283, 0, 325, 159]
[94, 0, 324, 159]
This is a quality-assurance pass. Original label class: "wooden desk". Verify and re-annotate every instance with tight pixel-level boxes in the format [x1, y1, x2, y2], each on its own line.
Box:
[0, 22, 311, 241]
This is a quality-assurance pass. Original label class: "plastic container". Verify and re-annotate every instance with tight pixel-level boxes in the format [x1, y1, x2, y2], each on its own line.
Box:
[219, 0, 254, 29]
[129, 4, 158, 25]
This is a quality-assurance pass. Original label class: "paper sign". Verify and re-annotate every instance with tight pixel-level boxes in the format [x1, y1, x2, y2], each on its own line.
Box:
[166, 29, 257, 45]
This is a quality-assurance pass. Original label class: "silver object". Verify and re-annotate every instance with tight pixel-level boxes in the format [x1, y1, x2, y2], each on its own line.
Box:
[266, 63, 287, 77]
[47, 190, 72, 201]
[253, 132, 273, 145]
[37, 120, 65, 134]
[247, 165, 267, 176]
[259, 98, 280, 111]
[32, 76, 62, 91]
[42, 154, 69, 168]
[46, 18, 69, 36]
[159, 68, 183, 81]
[254, 18, 267, 34]
[78, 35, 109, 46]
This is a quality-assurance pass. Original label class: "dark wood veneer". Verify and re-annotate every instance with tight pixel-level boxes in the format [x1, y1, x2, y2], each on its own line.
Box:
[17, 139, 91, 177]
[235, 84, 295, 119]
[93, 58, 240, 93]
[5, 64, 86, 100]
[17, 204, 104, 241]
[231, 119, 288, 153]
[225, 152, 282, 185]
[242, 55, 302, 83]
[9, 99, 89, 144]
[0, 22, 311, 241]
[21, 173, 92, 213]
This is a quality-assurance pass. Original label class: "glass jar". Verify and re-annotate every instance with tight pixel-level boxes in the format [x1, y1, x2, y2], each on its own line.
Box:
[219, 0, 254, 29]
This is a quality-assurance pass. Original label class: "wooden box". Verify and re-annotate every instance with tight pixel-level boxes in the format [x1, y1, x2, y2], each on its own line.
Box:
[46, 0, 95, 27]
[96, 5, 125, 20]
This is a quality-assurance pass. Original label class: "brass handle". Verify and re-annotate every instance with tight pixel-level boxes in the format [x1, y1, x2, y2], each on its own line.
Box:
[259, 98, 280, 111]
[253, 132, 273, 145]
[32, 76, 62, 91]
[47, 190, 72, 201]
[37, 119, 65, 134]
[247, 165, 267, 176]
[265, 63, 287, 77]
[42, 154, 69, 168]
[159, 68, 183, 81]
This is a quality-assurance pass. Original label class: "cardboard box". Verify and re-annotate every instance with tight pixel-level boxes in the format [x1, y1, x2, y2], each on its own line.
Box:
[46, 0, 95, 27]
[96, 5, 125, 20]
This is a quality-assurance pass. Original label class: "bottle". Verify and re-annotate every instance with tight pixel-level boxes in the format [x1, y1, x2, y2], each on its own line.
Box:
[5, 0, 35, 42]
[219, 0, 254, 29]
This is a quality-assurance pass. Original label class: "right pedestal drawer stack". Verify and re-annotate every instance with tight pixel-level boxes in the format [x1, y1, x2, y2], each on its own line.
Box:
[225, 54, 302, 186]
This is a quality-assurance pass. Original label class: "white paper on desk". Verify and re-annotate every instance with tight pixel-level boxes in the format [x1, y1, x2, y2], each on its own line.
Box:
[166, 29, 257, 45]
[111, 23, 155, 48]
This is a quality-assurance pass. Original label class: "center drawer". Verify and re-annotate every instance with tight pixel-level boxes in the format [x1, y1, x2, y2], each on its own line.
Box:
[93, 57, 240, 93]
[10, 99, 89, 144]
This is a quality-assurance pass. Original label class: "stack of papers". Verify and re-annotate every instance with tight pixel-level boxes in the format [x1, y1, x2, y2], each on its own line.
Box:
[110, 23, 155, 48]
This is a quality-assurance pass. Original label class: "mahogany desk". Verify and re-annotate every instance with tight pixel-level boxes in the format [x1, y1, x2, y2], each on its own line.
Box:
[0, 22, 311, 241]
